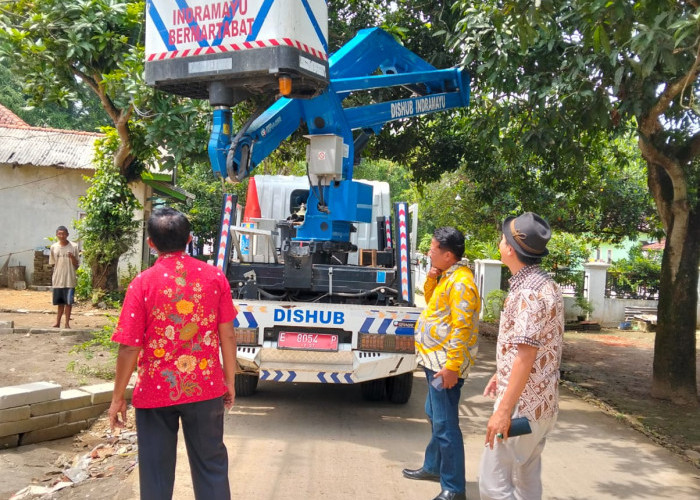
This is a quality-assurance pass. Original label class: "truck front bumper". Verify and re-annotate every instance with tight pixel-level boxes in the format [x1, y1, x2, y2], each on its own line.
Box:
[236, 344, 417, 383]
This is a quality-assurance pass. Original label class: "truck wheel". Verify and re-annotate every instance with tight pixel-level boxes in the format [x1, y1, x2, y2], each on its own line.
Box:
[360, 378, 386, 401]
[385, 372, 413, 404]
[235, 373, 259, 397]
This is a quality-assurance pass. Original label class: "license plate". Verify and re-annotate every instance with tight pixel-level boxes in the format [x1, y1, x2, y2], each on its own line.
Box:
[278, 332, 339, 351]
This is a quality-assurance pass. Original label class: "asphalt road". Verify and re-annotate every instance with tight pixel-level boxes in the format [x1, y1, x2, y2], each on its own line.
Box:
[117, 336, 700, 500]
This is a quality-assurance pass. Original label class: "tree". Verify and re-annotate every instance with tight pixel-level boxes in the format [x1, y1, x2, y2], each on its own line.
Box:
[0, 0, 147, 174]
[329, 2, 655, 245]
[0, 0, 148, 294]
[0, 0, 212, 292]
[449, 0, 700, 404]
[76, 130, 141, 291]
[0, 65, 110, 130]
[609, 243, 663, 300]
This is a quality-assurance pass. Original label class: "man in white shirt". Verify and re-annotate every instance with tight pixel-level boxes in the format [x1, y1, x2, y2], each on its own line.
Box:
[49, 226, 79, 328]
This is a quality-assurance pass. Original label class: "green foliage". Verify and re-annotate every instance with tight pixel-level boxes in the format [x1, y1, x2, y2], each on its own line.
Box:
[409, 169, 501, 246]
[68, 316, 118, 380]
[76, 130, 141, 290]
[0, 0, 144, 111]
[75, 266, 93, 302]
[68, 316, 118, 355]
[608, 244, 662, 299]
[446, 0, 698, 230]
[483, 289, 508, 323]
[542, 233, 590, 272]
[1, 0, 149, 293]
[464, 239, 500, 261]
[174, 162, 227, 250]
[449, 0, 698, 143]
[139, 94, 213, 174]
[534, 233, 589, 295]
[0, 66, 110, 130]
[330, 2, 656, 244]
[119, 263, 139, 291]
[417, 233, 433, 255]
[91, 289, 125, 309]
[354, 159, 415, 204]
[574, 296, 594, 318]
[445, 1, 700, 400]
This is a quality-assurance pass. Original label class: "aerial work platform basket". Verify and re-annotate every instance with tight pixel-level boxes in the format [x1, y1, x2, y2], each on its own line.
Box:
[145, 0, 329, 101]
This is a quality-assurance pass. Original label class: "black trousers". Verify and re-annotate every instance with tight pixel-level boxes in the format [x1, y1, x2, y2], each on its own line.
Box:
[135, 397, 230, 500]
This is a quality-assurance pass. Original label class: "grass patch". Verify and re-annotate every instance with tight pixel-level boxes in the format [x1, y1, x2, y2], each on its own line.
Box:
[67, 316, 119, 381]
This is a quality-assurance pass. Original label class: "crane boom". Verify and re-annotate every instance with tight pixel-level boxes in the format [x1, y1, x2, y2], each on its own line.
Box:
[208, 27, 470, 243]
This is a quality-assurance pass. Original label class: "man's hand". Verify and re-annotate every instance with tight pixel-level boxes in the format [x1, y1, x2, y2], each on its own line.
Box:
[68, 249, 79, 268]
[108, 398, 128, 433]
[484, 344, 538, 449]
[223, 380, 236, 409]
[110, 344, 140, 434]
[483, 373, 497, 399]
[427, 266, 442, 279]
[485, 408, 512, 449]
[435, 367, 459, 389]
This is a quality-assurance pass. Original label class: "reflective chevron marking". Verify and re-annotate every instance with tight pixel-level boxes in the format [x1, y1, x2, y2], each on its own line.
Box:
[260, 370, 297, 382]
[317, 372, 355, 384]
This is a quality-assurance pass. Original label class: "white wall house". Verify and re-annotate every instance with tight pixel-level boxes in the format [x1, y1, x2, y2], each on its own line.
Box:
[0, 104, 187, 286]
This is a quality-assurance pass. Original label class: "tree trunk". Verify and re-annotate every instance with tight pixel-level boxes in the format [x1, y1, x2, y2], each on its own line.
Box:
[90, 258, 120, 295]
[651, 208, 700, 405]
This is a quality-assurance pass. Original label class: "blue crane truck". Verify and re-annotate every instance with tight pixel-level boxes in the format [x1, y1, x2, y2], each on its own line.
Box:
[144, 0, 470, 403]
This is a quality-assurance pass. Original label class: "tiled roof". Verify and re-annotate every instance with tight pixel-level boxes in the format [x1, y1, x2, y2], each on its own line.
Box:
[641, 240, 665, 251]
[0, 103, 28, 127]
[0, 104, 102, 170]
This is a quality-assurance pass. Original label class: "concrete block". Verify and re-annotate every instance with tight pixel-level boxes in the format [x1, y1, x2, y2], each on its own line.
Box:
[20, 420, 89, 445]
[0, 320, 13, 328]
[0, 382, 62, 410]
[13, 281, 27, 290]
[27, 328, 54, 334]
[0, 327, 14, 335]
[0, 405, 30, 423]
[79, 383, 115, 404]
[63, 403, 110, 424]
[0, 434, 19, 449]
[0, 413, 59, 437]
[31, 389, 92, 417]
[59, 330, 94, 342]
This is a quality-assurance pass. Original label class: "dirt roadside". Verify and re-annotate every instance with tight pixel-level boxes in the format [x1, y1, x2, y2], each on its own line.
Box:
[0, 288, 134, 500]
[1, 288, 699, 499]
[0, 288, 119, 390]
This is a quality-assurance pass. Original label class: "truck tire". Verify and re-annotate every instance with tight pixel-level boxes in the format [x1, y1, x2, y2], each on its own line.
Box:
[360, 378, 386, 401]
[235, 373, 259, 397]
[385, 372, 413, 404]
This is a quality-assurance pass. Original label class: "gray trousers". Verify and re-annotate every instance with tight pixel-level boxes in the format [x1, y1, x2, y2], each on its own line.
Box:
[478, 415, 557, 500]
[135, 397, 230, 500]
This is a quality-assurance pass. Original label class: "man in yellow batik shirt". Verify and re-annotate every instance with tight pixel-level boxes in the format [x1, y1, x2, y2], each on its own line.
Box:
[402, 227, 480, 500]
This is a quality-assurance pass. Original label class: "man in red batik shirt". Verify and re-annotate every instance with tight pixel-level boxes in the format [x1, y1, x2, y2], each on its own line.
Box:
[109, 207, 237, 500]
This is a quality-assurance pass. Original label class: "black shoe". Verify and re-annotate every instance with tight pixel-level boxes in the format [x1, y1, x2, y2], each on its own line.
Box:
[402, 467, 440, 482]
[432, 490, 466, 500]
